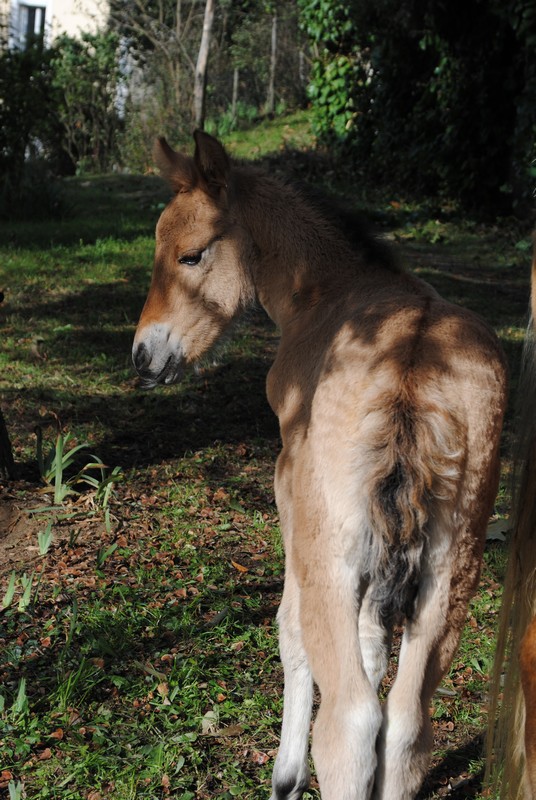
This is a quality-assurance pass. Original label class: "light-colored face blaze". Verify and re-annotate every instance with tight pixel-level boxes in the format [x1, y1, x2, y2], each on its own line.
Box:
[132, 186, 248, 387]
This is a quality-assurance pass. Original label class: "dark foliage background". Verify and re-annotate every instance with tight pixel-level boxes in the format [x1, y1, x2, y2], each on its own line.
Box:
[300, 0, 536, 215]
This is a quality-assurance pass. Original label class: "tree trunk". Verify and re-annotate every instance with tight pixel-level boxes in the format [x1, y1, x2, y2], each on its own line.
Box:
[193, 0, 215, 130]
[299, 49, 305, 86]
[173, 0, 182, 108]
[0, 407, 16, 480]
[266, 13, 277, 116]
[231, 66, 239, 121]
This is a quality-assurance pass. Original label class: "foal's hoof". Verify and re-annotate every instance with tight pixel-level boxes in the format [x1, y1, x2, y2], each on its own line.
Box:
[270, 772, 310, 800]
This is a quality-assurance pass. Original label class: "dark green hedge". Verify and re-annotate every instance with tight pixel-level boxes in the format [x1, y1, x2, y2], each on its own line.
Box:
[300, 0, 536, 215]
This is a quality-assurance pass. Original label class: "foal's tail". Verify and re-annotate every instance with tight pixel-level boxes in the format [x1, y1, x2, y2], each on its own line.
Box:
[366, 384, 465, 621]
[486, 242, 536, 799]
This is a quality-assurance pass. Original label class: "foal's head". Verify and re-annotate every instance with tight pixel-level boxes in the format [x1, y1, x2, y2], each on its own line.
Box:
[132, 132, 253, 388]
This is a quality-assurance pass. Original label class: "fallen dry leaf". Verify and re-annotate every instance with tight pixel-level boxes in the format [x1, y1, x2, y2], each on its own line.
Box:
[231, 560, 248, 573]
[250, 750, 269, 765]
[205, 724, 244, 738]
[0, 771, 13, 789]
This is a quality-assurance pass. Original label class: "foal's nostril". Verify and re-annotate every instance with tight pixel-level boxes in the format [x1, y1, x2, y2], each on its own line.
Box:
[133, 342, 151, 373]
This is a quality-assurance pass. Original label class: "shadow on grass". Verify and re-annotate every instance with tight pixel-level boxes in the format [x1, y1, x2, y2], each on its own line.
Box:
[12, 571, 284, 710]
[418, 733, 485, 799]
[4, 351, 280, 476]
[410, 264, 529, 332]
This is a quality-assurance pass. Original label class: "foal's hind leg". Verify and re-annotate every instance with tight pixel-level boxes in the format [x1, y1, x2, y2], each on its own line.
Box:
[359, 588, 392, 691]
[304, 558, 382, 800]
[287, 503, 383, 800]
[373, 519, 484, 800]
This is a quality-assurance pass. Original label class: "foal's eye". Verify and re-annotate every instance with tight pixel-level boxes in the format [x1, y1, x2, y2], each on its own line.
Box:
[179, 251, 203, 267]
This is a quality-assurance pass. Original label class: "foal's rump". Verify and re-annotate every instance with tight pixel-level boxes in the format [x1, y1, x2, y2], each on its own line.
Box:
[312, 291, 508, 623]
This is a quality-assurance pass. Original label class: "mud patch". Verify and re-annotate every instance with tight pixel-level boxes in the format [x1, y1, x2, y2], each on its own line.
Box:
[0, 485, 47, 574]
[0, 482, 108, 576]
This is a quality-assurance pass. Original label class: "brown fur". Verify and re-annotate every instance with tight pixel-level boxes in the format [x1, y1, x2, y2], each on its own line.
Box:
[485, 241, 536, 800]
[521, 616, 536, 798]
[133, 132, 509, 800]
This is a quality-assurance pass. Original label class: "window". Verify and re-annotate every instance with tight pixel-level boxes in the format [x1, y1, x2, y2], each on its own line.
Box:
[18, 4, 46, 46]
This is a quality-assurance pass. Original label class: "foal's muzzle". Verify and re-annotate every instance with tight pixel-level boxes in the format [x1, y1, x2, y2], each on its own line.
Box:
[132, 338, 185, 389]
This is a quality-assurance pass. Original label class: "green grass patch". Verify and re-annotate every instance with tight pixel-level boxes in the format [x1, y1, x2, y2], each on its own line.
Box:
[220, 109, 314, 160]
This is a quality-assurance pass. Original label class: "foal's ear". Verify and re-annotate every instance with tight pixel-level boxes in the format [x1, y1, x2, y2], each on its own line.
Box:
[153, 137, 196, 193]
[193, 130, 230, 193]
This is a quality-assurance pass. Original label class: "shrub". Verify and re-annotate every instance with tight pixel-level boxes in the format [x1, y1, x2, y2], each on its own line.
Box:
[50, 32, 123, 174]
[0, 31, 123, 217]
[300, 0, 536, 215]
[0, 159, 65, 221]
[0, 43, 61, 219]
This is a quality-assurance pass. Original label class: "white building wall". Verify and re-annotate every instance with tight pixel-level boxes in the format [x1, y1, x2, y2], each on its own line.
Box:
[3, 0, 108, 48]
[48, 0, 108, 40]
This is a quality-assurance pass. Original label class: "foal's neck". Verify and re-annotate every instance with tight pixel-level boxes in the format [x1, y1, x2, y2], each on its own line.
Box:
[232, 166, 357, 325]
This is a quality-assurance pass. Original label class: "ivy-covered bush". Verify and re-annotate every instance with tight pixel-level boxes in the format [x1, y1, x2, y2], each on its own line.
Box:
[300, 0, 536, 214]
[298, 0, 362, 145]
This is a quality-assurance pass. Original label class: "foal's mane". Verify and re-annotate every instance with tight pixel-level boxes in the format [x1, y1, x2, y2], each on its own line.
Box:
[291, 181, 402, 275]
[228, 157, 401, 277]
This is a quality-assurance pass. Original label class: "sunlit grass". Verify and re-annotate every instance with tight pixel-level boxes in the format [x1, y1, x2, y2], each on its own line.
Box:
[221, 109, 314, 160]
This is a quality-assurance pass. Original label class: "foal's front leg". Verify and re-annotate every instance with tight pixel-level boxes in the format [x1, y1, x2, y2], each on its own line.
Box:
[271, 454, 313, 800]
[270, 565, 313, 800]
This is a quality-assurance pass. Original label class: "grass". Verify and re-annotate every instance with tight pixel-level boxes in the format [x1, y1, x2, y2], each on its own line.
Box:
[0, 109, 533, 799]
[220, 109, 314, 159]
